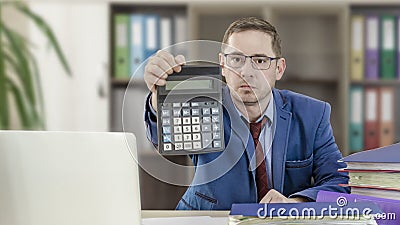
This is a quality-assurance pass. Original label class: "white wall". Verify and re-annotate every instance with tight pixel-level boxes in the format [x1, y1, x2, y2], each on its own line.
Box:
[28, 2, 109, 131]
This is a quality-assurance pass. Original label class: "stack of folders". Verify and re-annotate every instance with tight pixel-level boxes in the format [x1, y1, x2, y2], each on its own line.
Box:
[229, 202, 381, 225]
[317, 191, 400, 225]
[348, 86, 397, 153]
[113, 13, 188, 79]
[339, 142, 400, 200]
[351, 14, 400, 81]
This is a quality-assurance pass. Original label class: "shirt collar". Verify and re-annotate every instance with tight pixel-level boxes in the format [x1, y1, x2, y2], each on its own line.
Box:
[233, 96, 274, 127]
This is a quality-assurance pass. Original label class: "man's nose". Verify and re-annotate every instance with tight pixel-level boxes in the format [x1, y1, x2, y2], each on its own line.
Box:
[240, 58, 254, 77]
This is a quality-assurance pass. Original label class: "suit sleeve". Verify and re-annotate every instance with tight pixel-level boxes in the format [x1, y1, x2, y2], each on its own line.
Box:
[289, 102, 350, 201]
[144, 92, 158, 146]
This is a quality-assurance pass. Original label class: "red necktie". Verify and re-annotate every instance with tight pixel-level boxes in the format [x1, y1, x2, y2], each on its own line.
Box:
[249, 117, 269, 202]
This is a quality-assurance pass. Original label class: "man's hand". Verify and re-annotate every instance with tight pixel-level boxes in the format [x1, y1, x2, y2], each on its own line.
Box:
[143, 50, 185, 111]
[259, 189, 309, 203]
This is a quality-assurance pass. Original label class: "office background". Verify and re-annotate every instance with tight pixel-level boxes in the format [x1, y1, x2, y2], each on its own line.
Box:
[2, 0, 400, 210]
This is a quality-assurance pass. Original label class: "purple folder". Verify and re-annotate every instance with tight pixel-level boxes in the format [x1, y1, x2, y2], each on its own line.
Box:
[317, 190, 400, 225]
[365, 15, 379, 80]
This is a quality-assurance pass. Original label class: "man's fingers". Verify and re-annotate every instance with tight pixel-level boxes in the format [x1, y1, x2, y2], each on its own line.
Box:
[149, 57, 173, 75]
[144, 72, 167, 92]
[259, 191, 273, 203]
[157, 50, 179, 72]
[143, 50, 184, 93]
[146, 63, 168, 79]
[172, 55, 186, 72]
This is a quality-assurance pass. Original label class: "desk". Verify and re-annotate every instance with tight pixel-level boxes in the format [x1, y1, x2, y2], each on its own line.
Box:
[142, 210, 230, 218]
[142, 210, 230, 224]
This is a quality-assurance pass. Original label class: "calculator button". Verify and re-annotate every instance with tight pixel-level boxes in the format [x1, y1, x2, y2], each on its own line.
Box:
[183, 118, 191, 125]
[163, 135, 172, 143]
[161, 110, 170, 117]
[173, 109, 181, 117]
[183, 126, 191, 133]
[213, 141, 221, 148]
[192, 125, 201, 132]
[175, 143, 183, 150]
[174, 126, 182, 133]
[213, 124, 220, 131]
[173, 103, 181, 108]
[202, 124, 211, 132]
[192, 117, 200, 124]
[213, 132, 221, 140]
[162, 118, 170, 125]
[203, 117, 211, 124]
[164, 143, 172, 151]
[193, 133, 201, 141]
[174, 134, 182, 142]
[191, 102, 199, 107]
[182, 109, 190, 116]
[192, 109, 200, 116]
[203, 108, 210, 115]
[173, 118, 181, 125]
[162, 103, 171, 107]
[211, 108, 219, 115]
[212, 116, 219, 123]
[162, 126, 171, 134]
[182, 102, 190, 107]
[183, 134, 192, 141]
[193, 142, 202, 149]
[202, 133, 212, 148]
[184, 142, 193, 150]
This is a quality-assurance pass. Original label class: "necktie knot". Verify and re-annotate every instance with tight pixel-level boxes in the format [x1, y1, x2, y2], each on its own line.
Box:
[249, 117, 267, 140]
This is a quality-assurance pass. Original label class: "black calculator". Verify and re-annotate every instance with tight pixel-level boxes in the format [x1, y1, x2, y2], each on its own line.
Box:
[157, 65, 224, 155]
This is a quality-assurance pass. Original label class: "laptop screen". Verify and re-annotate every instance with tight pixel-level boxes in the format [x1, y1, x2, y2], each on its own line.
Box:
[0, 131, 141, 225]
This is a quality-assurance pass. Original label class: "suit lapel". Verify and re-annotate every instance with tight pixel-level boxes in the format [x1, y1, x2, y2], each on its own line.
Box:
[271, 89, 292, 192]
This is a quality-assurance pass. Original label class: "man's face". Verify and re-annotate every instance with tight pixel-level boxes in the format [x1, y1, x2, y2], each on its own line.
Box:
[220, 30, 286, 107]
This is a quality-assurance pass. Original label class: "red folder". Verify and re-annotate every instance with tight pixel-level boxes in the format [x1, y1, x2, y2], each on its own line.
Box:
[364, 87, 380, 150]
[379, 87, 395, 146]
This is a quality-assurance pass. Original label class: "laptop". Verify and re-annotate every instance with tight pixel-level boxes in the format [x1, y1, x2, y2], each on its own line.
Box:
[0, 131, 141, 225]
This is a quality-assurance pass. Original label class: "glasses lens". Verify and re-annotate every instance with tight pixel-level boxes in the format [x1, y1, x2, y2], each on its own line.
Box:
[226, 55, 245, 68]
[251, 57, 271, 70]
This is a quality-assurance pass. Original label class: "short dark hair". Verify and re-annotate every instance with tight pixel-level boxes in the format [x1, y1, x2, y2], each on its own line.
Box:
[222, 17, 282, 57]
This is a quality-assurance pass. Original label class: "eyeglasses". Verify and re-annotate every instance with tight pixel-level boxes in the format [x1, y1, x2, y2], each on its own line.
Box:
[223, 53, 280, 70]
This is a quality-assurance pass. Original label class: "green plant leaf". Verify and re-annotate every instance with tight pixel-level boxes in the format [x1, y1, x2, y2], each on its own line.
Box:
[16, 2, 72, 76]
[6, 77, 32, 129]
[0, 12, 9, 129]
[3, 40, 44, 129]
[2, 22, 36, 108]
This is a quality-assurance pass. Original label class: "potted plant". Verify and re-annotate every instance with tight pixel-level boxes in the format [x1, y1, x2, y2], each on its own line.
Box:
[0, 1, 71, 129]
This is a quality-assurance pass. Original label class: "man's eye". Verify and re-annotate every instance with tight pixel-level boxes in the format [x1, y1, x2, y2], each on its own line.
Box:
[232, 57, 242, 62]
[255, 58, 267, 64]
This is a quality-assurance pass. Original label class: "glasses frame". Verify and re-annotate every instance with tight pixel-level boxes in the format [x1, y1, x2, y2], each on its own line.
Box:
[223, 53, 280, 70]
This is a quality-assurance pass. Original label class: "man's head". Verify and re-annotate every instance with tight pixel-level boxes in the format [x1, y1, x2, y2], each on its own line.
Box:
[222, 17, 282, 58]
[219, 17, 286, 111]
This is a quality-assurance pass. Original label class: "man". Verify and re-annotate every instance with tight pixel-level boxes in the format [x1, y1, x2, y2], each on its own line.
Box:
[143, 17, 349, 210]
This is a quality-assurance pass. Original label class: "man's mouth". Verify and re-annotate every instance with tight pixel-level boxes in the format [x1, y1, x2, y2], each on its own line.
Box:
[240, 84, 254, 89]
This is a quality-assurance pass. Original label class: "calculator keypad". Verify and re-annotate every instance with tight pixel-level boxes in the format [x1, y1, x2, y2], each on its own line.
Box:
[160, 101, 222, 152]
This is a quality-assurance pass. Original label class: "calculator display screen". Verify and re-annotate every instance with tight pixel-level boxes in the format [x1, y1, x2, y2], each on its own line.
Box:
[166, 80, 212, 91]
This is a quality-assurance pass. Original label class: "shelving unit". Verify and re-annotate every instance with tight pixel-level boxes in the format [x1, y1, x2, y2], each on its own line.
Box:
[348, 5, 400, 154]
[108, 1, 400, 209]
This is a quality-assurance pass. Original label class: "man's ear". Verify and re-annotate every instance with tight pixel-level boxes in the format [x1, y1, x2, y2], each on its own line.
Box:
[219, 53, 226, 77]
[275, 58, 286, 81]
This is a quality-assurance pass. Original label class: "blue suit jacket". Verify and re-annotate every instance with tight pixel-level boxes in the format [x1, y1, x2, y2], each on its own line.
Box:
[144, 87, 350, 210]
